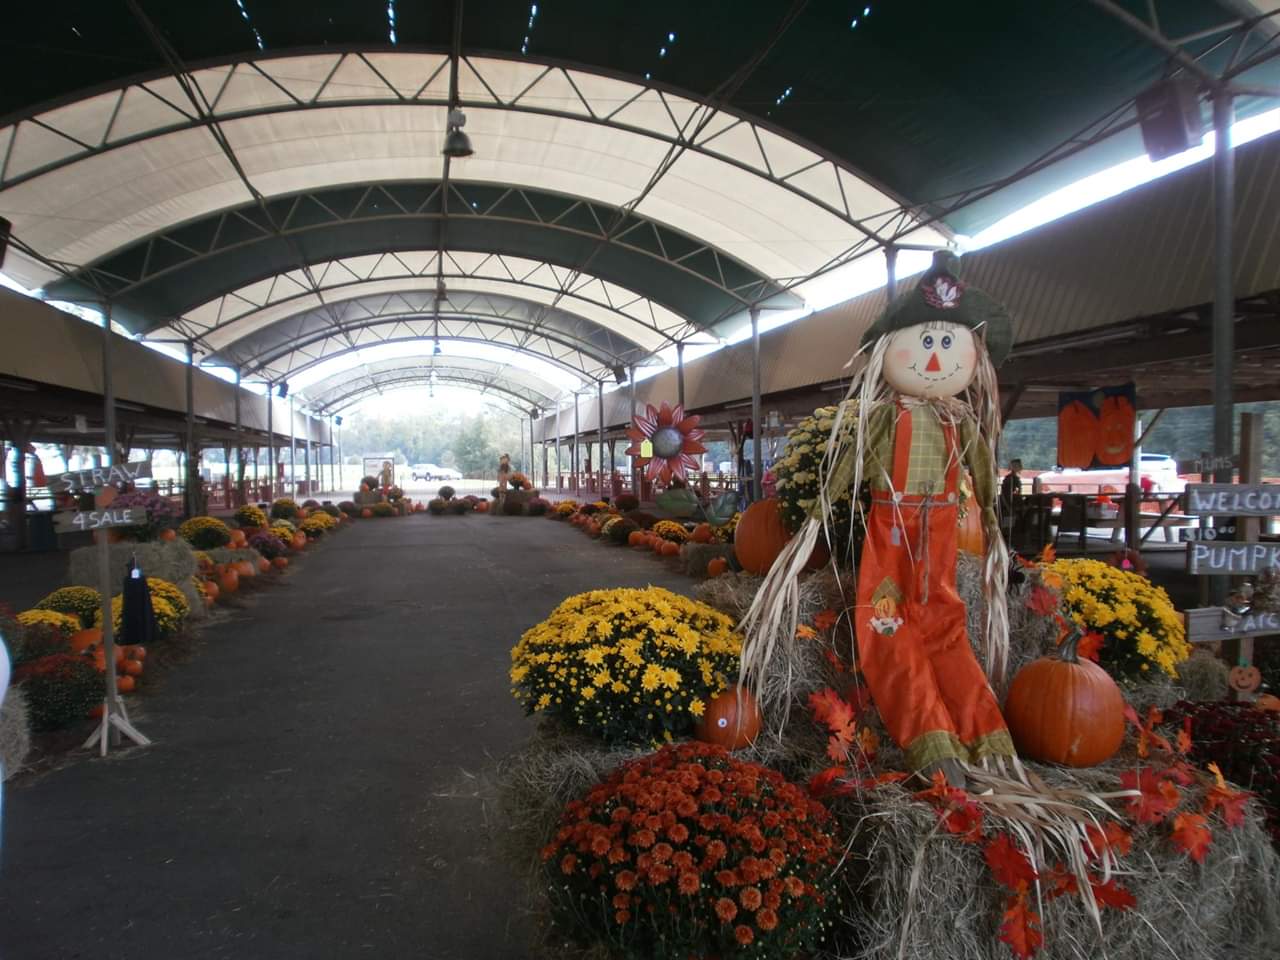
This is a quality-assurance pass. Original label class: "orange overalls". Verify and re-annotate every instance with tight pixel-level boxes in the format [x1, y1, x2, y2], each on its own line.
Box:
[854, 405, 1014, 773]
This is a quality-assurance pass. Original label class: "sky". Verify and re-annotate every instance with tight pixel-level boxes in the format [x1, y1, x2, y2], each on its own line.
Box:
[5, 108, 1279, 423]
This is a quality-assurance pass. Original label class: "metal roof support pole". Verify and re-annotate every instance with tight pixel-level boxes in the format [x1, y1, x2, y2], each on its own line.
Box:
[885, 245, 899, 300]
[597, 381, 606, 495]
[336, 420, 343, 494]
[676, 341, 685, 410]
[529, 414, 536, 484]
[629, 365, 639, 496]
[266, 384, 274, 501]
[573, 392, 580, 496]
[304, 424, 311, 496]
[288, 396, 295, 500]
[233, 366, 243, 506]
[750, 305, 762, 503]
[555, 402, 562, 492]
[1211, 88, 1236, 606]
[542, 440, 549, 490]
[184, 340, 196, 518]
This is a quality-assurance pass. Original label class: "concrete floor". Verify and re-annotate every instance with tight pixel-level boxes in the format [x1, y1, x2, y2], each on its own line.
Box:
[0, 513, 693, 960]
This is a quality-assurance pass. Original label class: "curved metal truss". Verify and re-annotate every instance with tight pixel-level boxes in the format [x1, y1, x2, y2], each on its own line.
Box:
[56, 183, 788, 328]
[303, 357, 558, 416]
[248, 314, 621, 386]
[216, 287, 652, 384]
[0, 50, 918, 245]
[172, 250, 712, 361]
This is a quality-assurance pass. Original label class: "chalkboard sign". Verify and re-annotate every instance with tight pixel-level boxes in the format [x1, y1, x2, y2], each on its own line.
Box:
[53, 506, 146, 534]
[1186, 541, 1280, 575]
[1185, 607, 1280, 643]
[51, 460, 152, 494]
[1178, 524, 1237, 541]
[1184, 483, 1280, 517]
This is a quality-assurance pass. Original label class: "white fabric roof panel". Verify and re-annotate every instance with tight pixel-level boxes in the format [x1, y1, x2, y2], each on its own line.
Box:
[0, 53, 931, 299]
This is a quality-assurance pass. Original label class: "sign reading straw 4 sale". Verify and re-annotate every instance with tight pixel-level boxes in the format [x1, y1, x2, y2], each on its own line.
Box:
[53, 506, 146, 534]
[51, 459, 152, 494]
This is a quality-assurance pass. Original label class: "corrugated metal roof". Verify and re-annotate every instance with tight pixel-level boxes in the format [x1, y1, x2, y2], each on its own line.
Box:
[536, 130, 1280, 441]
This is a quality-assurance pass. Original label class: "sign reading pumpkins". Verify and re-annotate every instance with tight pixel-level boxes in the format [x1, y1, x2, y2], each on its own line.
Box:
[1056, 384, 1137, 469]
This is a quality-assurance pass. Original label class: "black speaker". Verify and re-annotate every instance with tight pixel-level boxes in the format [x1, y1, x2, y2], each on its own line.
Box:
[1136, 78, 1204, 162]
[0, 216, 10, 271]
[612, 366, 628, 385]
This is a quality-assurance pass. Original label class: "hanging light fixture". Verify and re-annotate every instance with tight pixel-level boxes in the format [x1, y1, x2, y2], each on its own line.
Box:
[442, 108, 474, 158]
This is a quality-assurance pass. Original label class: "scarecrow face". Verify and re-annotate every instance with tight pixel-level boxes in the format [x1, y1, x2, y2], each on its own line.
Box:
[881, 322, 977, 399]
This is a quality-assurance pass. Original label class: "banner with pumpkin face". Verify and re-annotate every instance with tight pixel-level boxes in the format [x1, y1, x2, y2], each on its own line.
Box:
[1056, 384, 1137, 469]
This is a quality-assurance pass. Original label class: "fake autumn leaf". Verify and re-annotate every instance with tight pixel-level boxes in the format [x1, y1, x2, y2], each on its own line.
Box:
[857, 726, 880, 760]
[813, 609, 839, 631]
[1085, 820, 1133, 860]
[1075, 631, 1104, 661]
[1120, 768, 1182, 824]
[998, 884, 1044, 960]
[984, 834, 1037, 890]
[1027, 584, 1058, 617]
[1204, 762, 1250, 829]
[915, 773, 985, 843]
[822, 648, 847, 673]
[808, 766, 847, 799]
[795, 624, 817, 640]
[808, 688, 857, 762]
[1089, 877, 1137, 911]
[1170, 812, 1213, 863]
[1039, 544, 1057, 565]
[1124, 704, 1172, 759]
[1044, 864, 1078, 901]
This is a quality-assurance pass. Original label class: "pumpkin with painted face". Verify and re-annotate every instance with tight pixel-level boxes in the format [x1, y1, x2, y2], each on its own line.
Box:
[1095, 394, 1136, 466]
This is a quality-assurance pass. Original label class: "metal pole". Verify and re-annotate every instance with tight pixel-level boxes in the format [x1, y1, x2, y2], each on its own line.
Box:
[750, 306, 763, 503]
[629, 365, 639, 495]
[1212, 88, 1235, 483]
[288, 396, 295, 500]
[529, 413, 536, 486]
[233, 366, 243, 505]
[99, 306, 122, 726]
[266, 384, 274, 501]
[304, 422, 312, 495]
[597, 380, 605, 494]
[184, 340, 195, 517]
[337, 421, 344, 493]
[885, 245, 899, 300]
[555, 402, 562, 491]
[676, 341, 685, 410]
[572, 392, 580, 495]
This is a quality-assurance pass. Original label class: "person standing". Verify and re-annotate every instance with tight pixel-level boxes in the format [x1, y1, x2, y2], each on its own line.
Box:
[1000, 458, 1023, 545]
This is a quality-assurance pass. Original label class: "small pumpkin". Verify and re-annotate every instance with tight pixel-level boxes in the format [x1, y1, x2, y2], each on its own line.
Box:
[690, 523, 713, 544]
[219, 568, 240, 594]
[627, 530, 646, 547]
[361, 508, 374, 518]
[159, 528, 177, 542]
[235, 559, 256, 578]
[707, 556, 729, 577]
[734, 498, 792, 575]
[695, 688, 762, 750]
[121, 659, 144, 677]
[1255, 693, 1280, 712]
[1057, 399, 1100, 469]
[203, 579, 220, 603]
[1003, 630, 1125, 767]
[116, 674, 136, 694]
[122, 644, 147, 661]
[475, 501, 489, 513]
[661, 540, 680, 557]
[272, 556, 289, 569]
[292, 532, 307, 550]
[229, 529, 247, 548]
[1228, 664, 1262, 693]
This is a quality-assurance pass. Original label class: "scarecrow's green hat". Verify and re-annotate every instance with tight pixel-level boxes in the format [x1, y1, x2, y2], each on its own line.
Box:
[860, 251, 1013, 366]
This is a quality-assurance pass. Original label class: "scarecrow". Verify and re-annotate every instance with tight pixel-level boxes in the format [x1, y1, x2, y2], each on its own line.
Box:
[742, 251, 1013, 787]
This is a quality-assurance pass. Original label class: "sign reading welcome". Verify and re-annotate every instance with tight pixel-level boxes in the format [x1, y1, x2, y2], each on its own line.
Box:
[1184, 483, 1280, 517]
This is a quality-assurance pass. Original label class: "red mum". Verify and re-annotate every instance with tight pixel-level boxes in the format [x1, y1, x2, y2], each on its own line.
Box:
[715, 897, 738, 923]
[678, 872, 700, 895]
[734, 924, 754, 945]
[616, 870, 638, 891]
[757, 907, 779, 931]
[560, 854, 577, 875]
[739, 886, 763, 911]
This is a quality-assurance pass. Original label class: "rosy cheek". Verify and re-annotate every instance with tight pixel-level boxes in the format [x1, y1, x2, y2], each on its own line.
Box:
[893, 348, 912, 366]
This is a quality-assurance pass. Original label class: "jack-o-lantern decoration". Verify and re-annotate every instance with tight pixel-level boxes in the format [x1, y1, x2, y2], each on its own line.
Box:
[1057, 400, 1100, 469]
[695, 688, 762, 749]
[1003, 630, 1125, 767]
[1228, 663, 1262, 694]
[1095, 394, 1136, 466]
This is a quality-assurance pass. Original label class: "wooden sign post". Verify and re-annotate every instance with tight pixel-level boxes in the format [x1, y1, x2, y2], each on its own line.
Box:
[59, 468, 153, 756]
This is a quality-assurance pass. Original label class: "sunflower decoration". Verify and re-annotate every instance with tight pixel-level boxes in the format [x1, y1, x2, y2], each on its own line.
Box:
[624, 402, 706, 484]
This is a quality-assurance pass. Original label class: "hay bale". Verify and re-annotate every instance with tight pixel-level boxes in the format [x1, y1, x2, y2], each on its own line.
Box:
[68, 540, 204, 619]
[831, 761, 1280, 960]
[680, 542, 734, 577]
[1177, 650, 1231, 703]
[0, 687, 32, 781]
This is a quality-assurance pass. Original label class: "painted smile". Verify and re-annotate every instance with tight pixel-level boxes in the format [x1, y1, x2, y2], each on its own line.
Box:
[907, 362, 963, 382]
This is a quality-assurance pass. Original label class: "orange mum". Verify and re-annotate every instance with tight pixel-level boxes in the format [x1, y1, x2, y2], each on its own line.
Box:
[714, 897, 738, 923]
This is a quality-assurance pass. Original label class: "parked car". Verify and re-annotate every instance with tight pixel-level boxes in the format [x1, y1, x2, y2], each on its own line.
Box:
[411, 463, 441, 481]
[1034, 453, 1186, 494]
[432, 466, 463, 481]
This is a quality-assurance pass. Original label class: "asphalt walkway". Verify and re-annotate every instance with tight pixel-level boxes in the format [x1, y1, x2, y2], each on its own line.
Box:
[0, 513, 693, 959]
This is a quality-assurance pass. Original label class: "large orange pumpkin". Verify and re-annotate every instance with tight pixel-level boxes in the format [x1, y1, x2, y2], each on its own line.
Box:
[957, 506, 986, 557]
[70, 628, 103, 654]
[690, 523, 713, 544]
[1095, 394, 1136, 466]
[1057, 399, 1100, 469]
[1003, 631, 1125, 767]
[707, 556, 729, 577]
[219, 568, 240, 594]
[734, 498, 793, 575]
[695, 688, 762, 750]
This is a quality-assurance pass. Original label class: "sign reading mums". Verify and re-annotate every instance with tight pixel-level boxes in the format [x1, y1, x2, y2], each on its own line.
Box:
[1187, 541, 1280, 575]
[1184, 483, 1280, 517]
